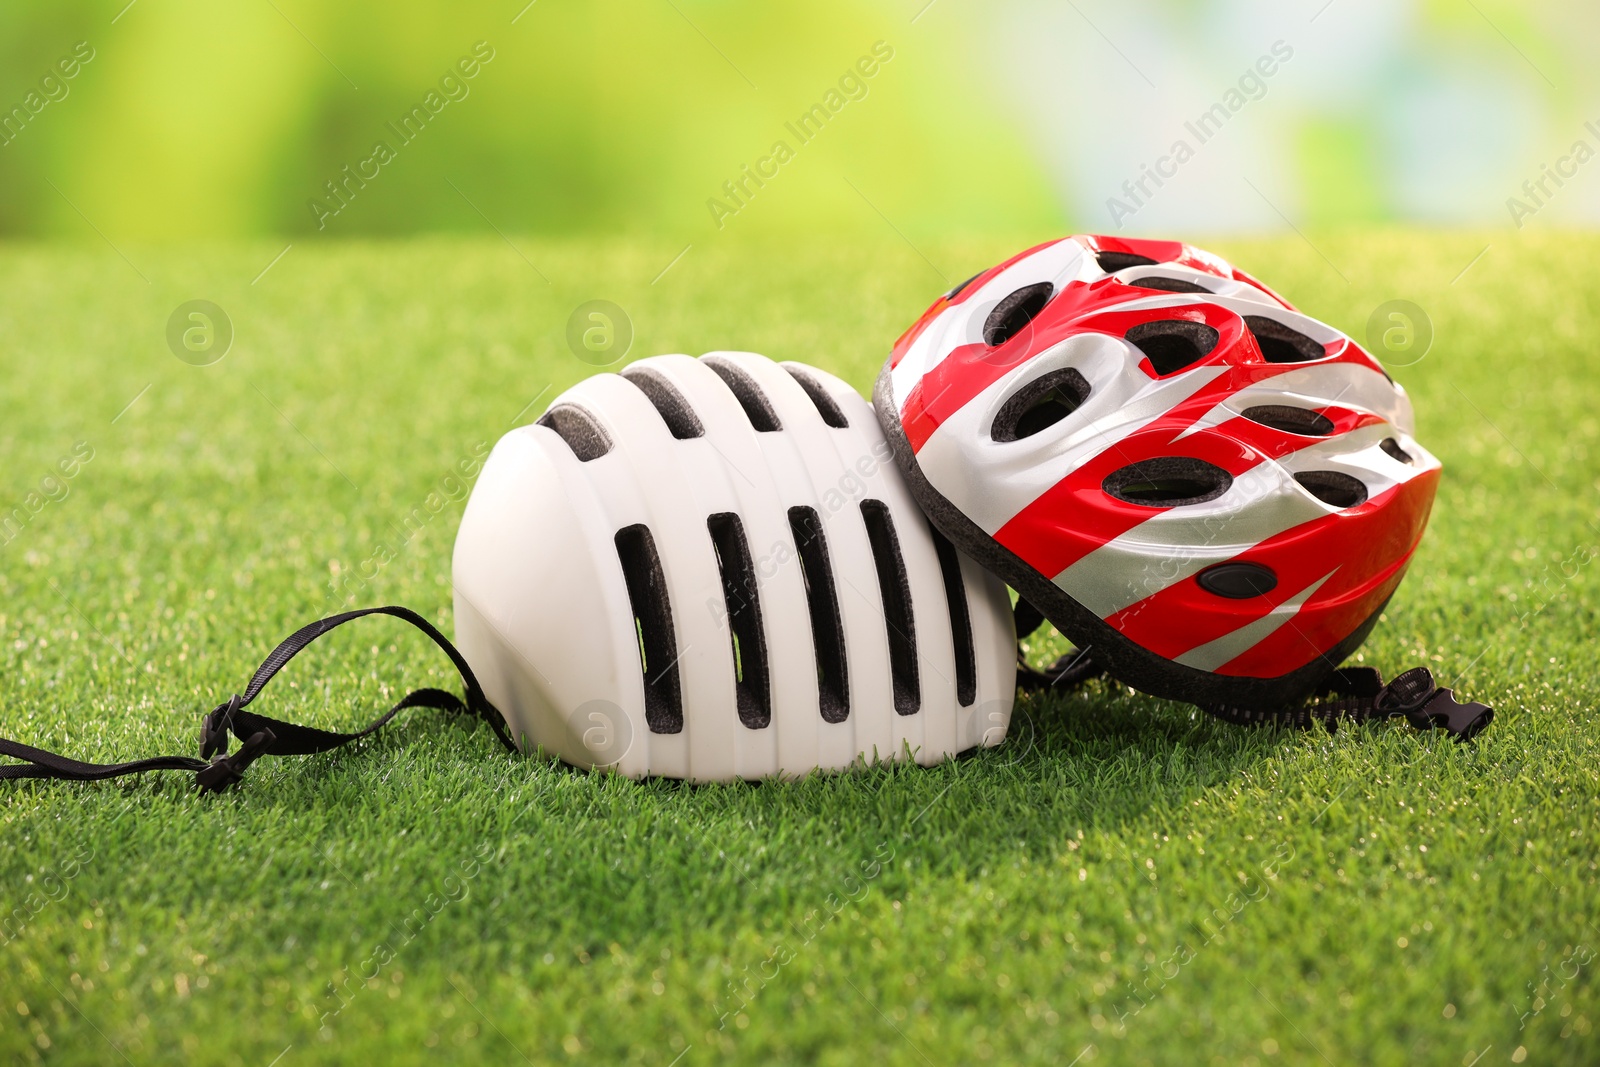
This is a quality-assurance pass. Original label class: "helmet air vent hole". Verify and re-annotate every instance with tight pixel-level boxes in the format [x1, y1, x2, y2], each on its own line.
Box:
[1380, 437, 1413, 464]
[1131, 276, 1213, 294]
[1244, 315, 1326, 363]
[1103, 457, 1233, 507]
[1197, 562, 1279, 599]
[1096, 250, 1159, 273]
[538, 404, 612, 461]
[1240, 405, 1335, 436]
[621, 368, 704, 440]
[1295, 470, 1369, 509]
[614, 524, 684, 734]
[706, 359, 782, 432]
[860, 501, 921, 716]
[1125, 319, 1221, 376]
[707, 513, 771, 730]
[787, 506, 850, 723]
[983, 282, 1055, 347]
[991, 367, 1091, 443]
[929, 526, 977, 707]
[784, 365, 850, 428]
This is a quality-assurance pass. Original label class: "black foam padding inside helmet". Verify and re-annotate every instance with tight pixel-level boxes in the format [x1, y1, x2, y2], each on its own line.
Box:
[784, 365, 850, 428]
[1244, 315, 1325, 364]
[983, 283, 1055, 347]
[1130, 275, 1212, 294]
[539, 404, 612, 461]
[1096, 250, 1159, 272]
[1103, 457, 1233, 507]
[1241, 404, 1335, 436]
[1295, 470, 1369, 509]
[622, 367, 705, 439]
[991, 367, 1091, 443]
[1125, 319, 1221, 376]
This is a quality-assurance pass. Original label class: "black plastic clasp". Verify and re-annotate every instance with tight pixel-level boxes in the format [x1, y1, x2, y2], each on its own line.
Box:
[195, 727, 275, 794]
[1374, 666, 1437, 718]
[1405, 688, 1494, 742]
[199, 694, 244, 759]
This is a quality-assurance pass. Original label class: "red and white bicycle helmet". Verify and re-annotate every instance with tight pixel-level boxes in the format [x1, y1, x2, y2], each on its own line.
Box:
[874, 235, 1440, 711]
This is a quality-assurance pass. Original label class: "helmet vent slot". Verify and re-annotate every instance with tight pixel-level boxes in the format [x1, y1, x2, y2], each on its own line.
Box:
[1096, 250, 1159, 273]
[983, 282, 1055, 347]
[621, 367, 704, 440]
[537, 404, 612, 461]
[1197, 562, 1279, 599]
[1125, 319, 1221, 376]
[706, 359, 782, 432]
[784, 366, 850, 428]
[1244, 315, 1326, 363]
[614, 524, 684, 734]
[708, 513, 771, 729]
[992, 367, 1091, 443]
[787, 507, 850, 723]
[1241, 404, 1335, 436]
[1295, 470, 1369, 509]
[929, 525, 977, 707]
[943, 271, 983, 301]
[1380, 437, 1413, 464]
[860, 501, 921, 716]
[1131, 275, 1212, 294]
[1103, 457, 1233, 507]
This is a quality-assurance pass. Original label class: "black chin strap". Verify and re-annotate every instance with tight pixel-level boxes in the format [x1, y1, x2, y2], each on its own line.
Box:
[1204, 664, 1494, 741]
[0, 606, 516, 794]
[1009, 598, 1493, 741]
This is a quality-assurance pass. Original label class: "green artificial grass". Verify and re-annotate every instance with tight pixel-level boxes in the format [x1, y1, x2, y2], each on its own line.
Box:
[0, 231, 1596, 1066]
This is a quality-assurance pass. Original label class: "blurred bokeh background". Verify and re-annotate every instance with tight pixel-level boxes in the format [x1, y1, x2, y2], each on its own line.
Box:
[0, 0, 1593, 242]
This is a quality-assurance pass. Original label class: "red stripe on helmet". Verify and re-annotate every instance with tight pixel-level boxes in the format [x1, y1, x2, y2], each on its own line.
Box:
[1102, 470, 1438, 673]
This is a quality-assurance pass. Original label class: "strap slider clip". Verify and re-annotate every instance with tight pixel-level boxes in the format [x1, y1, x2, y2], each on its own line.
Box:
[1374, 667, 1437, 717]
[196, 728, 276, 793]
[200, 694, 244, 759]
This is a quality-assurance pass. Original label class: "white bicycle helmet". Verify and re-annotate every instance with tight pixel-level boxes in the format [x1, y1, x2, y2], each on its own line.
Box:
[452, 351, 1018, 781]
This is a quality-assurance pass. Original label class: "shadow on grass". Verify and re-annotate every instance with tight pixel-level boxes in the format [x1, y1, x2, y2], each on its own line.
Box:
[221, 683, 1313, 932]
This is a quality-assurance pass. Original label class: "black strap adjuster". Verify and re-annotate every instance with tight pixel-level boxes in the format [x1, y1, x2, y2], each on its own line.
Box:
[200, 693, 244, 759]
[1374, 666, 1438, 717]
[195, 728, 276, 794]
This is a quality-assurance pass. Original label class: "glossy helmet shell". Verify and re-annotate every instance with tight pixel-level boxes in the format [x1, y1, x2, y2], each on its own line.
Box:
[873, 235, 1440, 711]
[454, 351, 1017, 781]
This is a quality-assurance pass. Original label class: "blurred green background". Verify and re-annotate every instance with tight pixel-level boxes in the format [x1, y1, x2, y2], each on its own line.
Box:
[0, 0, 1593, 242]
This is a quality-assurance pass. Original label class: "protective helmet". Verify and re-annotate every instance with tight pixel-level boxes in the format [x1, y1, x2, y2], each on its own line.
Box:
[873, 234, 1440, 711]
[454, 351, 1018, 780]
